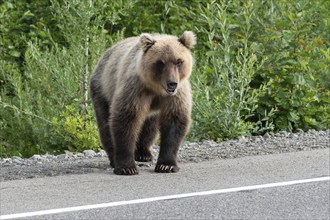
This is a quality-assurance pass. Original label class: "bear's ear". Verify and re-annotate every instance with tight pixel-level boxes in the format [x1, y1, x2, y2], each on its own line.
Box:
[140, 33, 155, 52]
[178, 31, 196, 49]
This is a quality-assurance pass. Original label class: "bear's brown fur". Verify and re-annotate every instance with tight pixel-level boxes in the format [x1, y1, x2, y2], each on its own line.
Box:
[90, 31, 196, 175]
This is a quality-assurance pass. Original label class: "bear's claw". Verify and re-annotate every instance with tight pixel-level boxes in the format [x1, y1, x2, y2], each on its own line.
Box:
[135, 155, 153, 162]
[114, 167, 139, 175]
[155, 164, 179, 173]
[135, 151, 153, 162]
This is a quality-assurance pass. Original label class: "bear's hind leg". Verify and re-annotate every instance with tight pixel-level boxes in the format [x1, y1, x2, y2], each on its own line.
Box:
[90, 81, 115, 167]
[135, 115, 159, 162]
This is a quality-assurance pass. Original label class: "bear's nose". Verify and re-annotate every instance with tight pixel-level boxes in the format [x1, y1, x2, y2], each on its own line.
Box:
[167, 81, 178, 90]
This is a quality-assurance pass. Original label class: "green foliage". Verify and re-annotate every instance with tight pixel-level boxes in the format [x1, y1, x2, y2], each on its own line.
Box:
[0, 59, 55, 157]
[189, 2, 273, 141]
[0, 0, 128, 157]
[250, 0, 330, 132]
[1, 0, 329, 157]
[51, 105, 99, 153]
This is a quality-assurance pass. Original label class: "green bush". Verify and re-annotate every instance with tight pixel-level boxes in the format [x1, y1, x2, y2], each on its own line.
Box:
[188, 2, 274, 141]
[0, 60, 55, 157]
[0, 0, 126, 157]
[51, 105, 99, 153]
[250, 0, 330, 132]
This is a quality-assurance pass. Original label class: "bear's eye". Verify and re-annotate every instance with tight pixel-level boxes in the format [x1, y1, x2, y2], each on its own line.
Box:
[155, 60, 165, 72]
[176, 59, 183, 66]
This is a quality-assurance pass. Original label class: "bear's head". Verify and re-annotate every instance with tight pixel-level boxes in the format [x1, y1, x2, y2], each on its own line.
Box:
[137, 31, 196, 96]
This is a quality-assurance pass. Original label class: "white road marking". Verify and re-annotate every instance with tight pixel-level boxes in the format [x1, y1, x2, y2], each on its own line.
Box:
[1, 176, 329, 219]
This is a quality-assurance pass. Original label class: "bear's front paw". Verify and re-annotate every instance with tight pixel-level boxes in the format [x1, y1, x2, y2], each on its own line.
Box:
[114, 166, 139, 175]
[155, 164, 179, 173]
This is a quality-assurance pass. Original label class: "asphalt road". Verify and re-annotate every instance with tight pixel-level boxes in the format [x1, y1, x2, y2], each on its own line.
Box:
[1, 149, 329, 219]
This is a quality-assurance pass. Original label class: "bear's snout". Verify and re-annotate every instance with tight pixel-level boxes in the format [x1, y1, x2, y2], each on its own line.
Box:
[166, 80, 178, 95]
[167, 80, 178, 90]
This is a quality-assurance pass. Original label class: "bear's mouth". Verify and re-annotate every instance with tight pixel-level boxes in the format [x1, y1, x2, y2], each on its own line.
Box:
[165, 88, 176, 96]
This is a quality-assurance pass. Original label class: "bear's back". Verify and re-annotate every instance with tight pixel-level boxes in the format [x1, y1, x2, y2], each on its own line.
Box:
[99, 37, 140, 103]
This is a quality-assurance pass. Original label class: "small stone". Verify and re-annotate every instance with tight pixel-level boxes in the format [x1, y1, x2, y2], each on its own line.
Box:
[11, 156, 22, 160]
[279, 131, 288, 137]
[318, 130, 326, 136]
[229, 141, 235, 146]
[57, 154, 68, 160]
[46, 154, 56, 160]
[188, 143, 199, 148]
[83, 150, 96, 157]
[308, 129, 317, 134]
[30, 155, 42, 161]
[137, 163, 151, 167]
[295, 128, 304, 134]
[250, 136, 261, 142]
[96, 150, 107, 157]
[13, 159, 24, 165]
[288, 133, 298, 138]
[12, 159, 24, 165]
[64, 150, 74, 157]
[263, 133, 271, 139]
[238, 136, 247, 143]
[202, 140, 215, 147]
[2, 158, 12, 164]
[76, 153, 85, 157]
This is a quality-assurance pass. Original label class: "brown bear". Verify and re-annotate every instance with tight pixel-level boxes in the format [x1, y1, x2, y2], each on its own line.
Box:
[90, 31, 196, 175]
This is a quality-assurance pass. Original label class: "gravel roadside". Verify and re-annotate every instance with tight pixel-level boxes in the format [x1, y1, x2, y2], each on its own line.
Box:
[1, 129, 329, 181]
